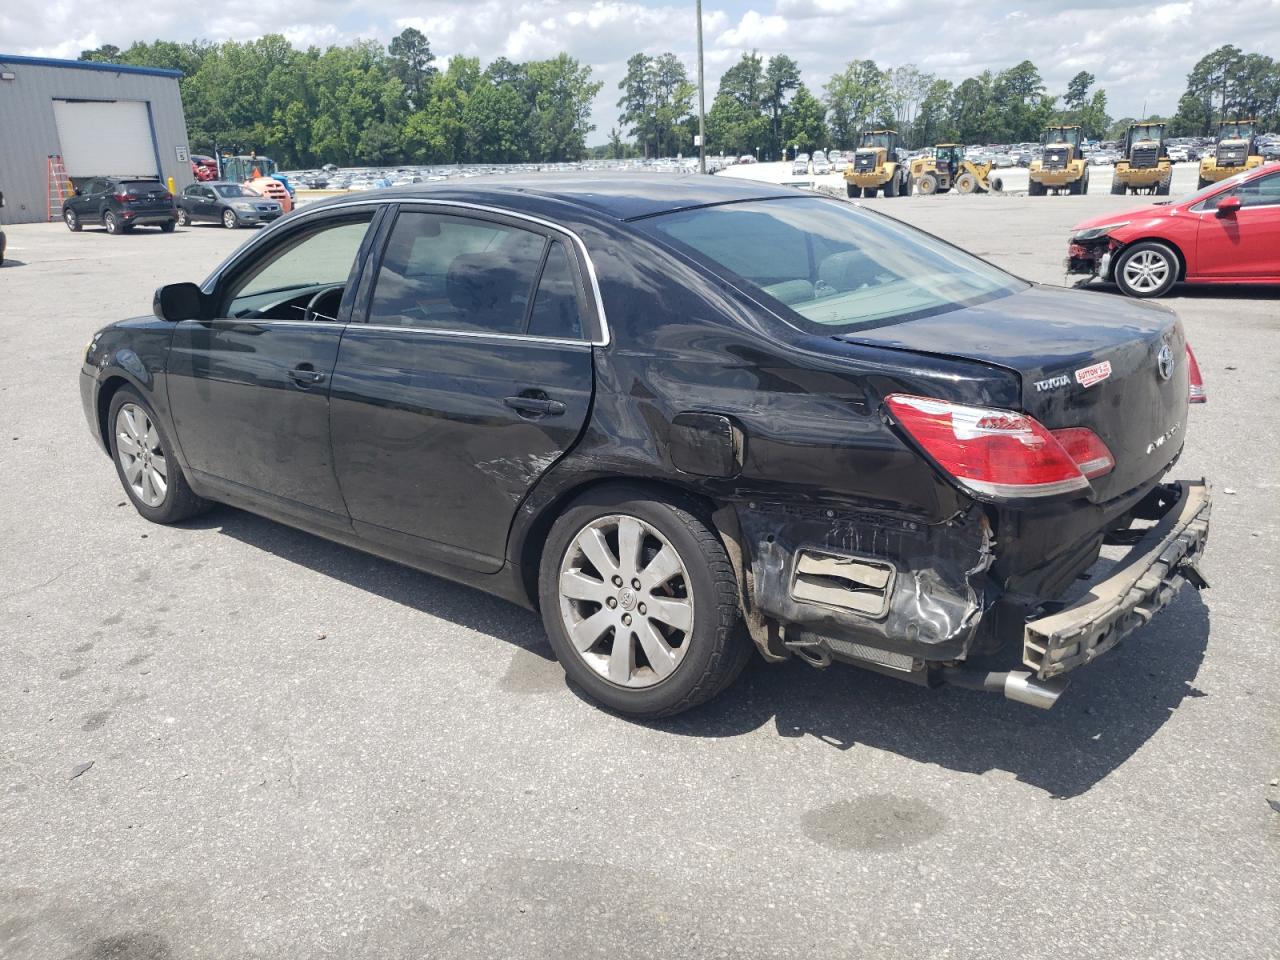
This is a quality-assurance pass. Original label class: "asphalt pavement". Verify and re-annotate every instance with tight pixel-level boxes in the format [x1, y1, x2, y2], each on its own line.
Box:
[1, 175, 1277, 959]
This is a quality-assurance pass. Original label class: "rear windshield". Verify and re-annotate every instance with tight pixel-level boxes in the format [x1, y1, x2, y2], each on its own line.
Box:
[123, 181, 164, 191]
[643, 196, 1026, 333]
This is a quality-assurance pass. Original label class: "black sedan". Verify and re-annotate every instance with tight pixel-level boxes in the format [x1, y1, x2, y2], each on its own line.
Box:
[176, 181, 283, 229]
[80, 177, 1211, 718]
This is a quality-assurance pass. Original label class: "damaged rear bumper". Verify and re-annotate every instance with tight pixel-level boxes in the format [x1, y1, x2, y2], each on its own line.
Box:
[1022, 479, 1211, 679]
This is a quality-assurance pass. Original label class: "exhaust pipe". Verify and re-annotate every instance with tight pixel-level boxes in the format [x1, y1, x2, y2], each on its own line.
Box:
[939, 668, 1068, 710]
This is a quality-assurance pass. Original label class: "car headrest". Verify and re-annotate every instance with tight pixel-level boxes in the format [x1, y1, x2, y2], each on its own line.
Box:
[818, 250, 879, 292]
[445, 252, 524, 318]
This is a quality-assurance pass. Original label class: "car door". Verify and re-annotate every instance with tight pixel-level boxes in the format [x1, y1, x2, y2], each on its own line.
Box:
[166, 206, 382, 523]
[1192, 171, 1280, 278]
[179, 185, 201, 220]
[72, 179, 103, 219]
[329, 204, 598, 572]
[194, 186, 217, 220]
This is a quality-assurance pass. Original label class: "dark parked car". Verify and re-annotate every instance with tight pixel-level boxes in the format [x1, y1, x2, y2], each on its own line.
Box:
[177, 181, 284, 229]
[80, 177, 1211, 718]
[63, 177, 176, 234]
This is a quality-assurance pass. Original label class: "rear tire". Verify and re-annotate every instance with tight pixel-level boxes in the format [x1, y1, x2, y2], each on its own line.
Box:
[176, 208, 190, 227]
[538, 486, 751, 719]
[884, 175, 899, 198]
[1028, 179, 1046, 196]
[917, 173, 939, 195]
[1113, 241, 1179, 299]
[845, 184, 861, 199]
[1111, 177, 1125, 195]
[1198, 177, 1210, 190]
[160, 220, 176, 233]
[899, 173, 912, 196]
[107, 387, 212, 524]
[103, 211, 121, 235]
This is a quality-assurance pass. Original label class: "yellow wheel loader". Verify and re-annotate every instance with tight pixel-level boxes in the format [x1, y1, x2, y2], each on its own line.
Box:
[1111, 122, 1172, 196]
[1197, 119, 1264, 189]
[844, 130, 912, 198]
[1028, 125, 1089, 195]
[909, 144, 1004, 195]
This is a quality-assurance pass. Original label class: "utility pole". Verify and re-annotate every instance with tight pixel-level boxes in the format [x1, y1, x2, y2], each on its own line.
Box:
[696, 0, 706, 174]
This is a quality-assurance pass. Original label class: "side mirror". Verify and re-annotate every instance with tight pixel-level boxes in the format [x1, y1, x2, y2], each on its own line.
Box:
[153, 282, 206, 322]
[1216, 195, 1242, 217]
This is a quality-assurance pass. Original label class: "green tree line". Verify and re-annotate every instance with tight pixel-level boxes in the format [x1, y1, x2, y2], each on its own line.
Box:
[619, 44, 1280, 159]
[79, 31, 602, 166]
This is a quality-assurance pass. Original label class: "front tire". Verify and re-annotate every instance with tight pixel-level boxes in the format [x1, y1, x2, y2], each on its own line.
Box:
[222, 209, 238, 229]
[64, 208, 82, 232]
[108, 387, 211, 524]
[884, 175, 899, 198]
[1113, 241, 1179, 298]
[539, 487, 750, 719]
[917, 173, 939, 195]
[845, 183, 861, 199]
[1111, 177, 1125, 195]
[955, 172, 978, 195]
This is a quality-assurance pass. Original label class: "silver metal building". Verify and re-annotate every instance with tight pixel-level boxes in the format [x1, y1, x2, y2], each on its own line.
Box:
[0, 54, 194, 224]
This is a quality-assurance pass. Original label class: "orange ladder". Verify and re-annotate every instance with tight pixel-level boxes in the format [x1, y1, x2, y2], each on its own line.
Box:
[46, 155, 73, 221]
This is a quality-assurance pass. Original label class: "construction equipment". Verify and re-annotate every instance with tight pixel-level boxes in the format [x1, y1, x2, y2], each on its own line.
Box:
[844, 130, 911, 198]
[1028, 125, 1089, 196]
[219, 154, 293, 212]
[1197, 119, 1264, 188]
[909, 145, 1003, 195]
[1111, 122, 1172, 195]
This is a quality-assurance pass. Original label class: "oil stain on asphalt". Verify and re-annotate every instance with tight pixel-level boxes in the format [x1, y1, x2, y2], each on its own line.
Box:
[802, 795, 947, 852]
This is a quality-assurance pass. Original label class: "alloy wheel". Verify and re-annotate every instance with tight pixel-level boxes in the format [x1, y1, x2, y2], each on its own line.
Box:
[557, 514, 694, 688]
[223, 210, 237, 229]
[115, 403, 168, 507]
[1121, 250, 1171, 294]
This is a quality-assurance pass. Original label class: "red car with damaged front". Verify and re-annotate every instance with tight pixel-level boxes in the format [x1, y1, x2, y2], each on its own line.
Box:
[1068, 162, 1280, 297]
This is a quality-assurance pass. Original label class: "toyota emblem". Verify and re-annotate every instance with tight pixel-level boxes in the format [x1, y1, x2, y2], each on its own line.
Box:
[1157, 344, 1174, 381]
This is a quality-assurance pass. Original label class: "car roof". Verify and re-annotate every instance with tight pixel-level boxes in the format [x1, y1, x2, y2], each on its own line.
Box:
[307, 175, 800, 221]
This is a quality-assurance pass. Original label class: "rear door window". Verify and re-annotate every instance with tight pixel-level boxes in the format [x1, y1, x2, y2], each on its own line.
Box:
[367, 210, 547, 335]
[527, 241, 586, 339]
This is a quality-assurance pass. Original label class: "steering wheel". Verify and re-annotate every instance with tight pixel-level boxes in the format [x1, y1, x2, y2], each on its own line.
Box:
[303, 285, 344, 323]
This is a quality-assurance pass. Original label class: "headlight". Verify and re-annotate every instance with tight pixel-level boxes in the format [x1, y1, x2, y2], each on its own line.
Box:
[232, 201, 254, 211]
[1073, 221, 1130, 241]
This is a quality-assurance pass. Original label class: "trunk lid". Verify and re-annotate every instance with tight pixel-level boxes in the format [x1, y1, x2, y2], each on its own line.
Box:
[838, 285, 1189, 501]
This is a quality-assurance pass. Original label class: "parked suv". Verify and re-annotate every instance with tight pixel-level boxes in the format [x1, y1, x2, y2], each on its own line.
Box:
[63, 177, 177, 235]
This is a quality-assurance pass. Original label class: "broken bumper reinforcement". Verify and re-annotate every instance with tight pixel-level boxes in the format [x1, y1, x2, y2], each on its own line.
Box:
[1023, 479, 1211, 680]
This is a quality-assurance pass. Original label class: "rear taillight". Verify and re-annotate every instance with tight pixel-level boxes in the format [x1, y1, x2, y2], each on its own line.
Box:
[885, 394, 1103, 499]
[1186, 344, 1206, 403]
[1049, 427, 1115, 479]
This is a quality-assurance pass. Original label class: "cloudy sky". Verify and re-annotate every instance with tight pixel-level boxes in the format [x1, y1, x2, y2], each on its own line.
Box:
[5, 0, 1278, 141]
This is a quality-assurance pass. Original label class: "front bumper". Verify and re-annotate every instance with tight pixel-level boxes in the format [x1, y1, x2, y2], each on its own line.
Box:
[1023, 480, 1211, 679]
[234, 210, 283, 224]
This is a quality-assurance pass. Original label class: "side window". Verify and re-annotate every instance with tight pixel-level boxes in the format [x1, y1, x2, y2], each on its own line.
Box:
[221, 215, 373, 320]
[1237, 173, 1280, 208]
[367, 210, 546, 334]
[527, 240, 586, 339]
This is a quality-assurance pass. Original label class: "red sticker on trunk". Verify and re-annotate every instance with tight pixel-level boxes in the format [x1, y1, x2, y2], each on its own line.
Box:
[1074, 360, 1112, 388]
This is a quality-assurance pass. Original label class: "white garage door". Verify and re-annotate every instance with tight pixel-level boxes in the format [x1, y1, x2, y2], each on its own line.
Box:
[52, 99, 159, 178]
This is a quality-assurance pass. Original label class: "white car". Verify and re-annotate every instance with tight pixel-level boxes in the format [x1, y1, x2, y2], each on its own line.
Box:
[1168, 145, 1190, 163]
[812, 150, 831, 174]
[791, 153, 810, 175]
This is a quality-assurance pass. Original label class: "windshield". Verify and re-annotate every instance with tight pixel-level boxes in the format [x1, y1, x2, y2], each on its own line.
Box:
[860, 134, 891, 150]
[1219, 122, 1255, 140]
[1045, 128, 1081, 147]
[644, 197, 1026, 334]
[214, 184, 255, 198]
[1130, 125, 1162, 142]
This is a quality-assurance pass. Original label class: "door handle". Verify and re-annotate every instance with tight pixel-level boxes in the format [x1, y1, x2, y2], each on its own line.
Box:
[289, 364, 326, 387]
[504, 395, 566, 416]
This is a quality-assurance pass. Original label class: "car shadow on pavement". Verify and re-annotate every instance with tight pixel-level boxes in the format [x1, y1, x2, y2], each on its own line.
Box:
[1091, 282, 1280, 301]
[198, 505, 1210, 801]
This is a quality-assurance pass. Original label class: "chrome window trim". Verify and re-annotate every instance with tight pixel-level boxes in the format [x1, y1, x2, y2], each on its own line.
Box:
[352, 324, 593, 349]
[200, 196, 612, 348]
